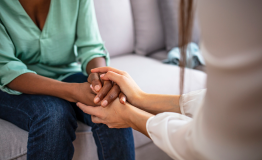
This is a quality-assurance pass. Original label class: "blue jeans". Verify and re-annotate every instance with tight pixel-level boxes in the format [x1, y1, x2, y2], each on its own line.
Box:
[0, 73, 135, 160]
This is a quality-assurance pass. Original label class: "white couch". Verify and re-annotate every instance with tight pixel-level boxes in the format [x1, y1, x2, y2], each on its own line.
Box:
[0, 0, 206, 159]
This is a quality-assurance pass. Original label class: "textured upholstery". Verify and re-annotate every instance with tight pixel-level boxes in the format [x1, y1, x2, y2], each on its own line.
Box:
[0, 119, 27, 160]
[94, 0, 135, 57]
[130, 0, 165, 55]
[135, 143, 172, 160]
[148, 50, 168, 61]
[72, 122, 98, 160]
[159, 0, 200, 50]
[110, 54, 206, 95]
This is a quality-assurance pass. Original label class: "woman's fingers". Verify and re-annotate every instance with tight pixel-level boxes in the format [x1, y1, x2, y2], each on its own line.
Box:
[90, 84, 98, 94]
[101, 83, 121, 107]
[91, 67, 124, 75]
[88, 73, 102, 92]
[77, 103, 105, 123]
[100, 71, 124, 86]
[93, 81, 113, 104]
[119, 92, 126, 104]
[77, 102, 101, 117]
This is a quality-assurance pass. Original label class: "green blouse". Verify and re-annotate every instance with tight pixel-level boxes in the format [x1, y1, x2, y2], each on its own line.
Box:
[0, 0, 109, 95]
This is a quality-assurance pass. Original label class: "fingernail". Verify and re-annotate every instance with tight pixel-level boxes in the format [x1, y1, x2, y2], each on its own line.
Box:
[101, 100, 108, 107]
[122, 97, 126, 103]
[95, 85, 101, 91]
[100, 74, 105, 78]
[90, 84, 93, 89]
[94, 97, 100, 103]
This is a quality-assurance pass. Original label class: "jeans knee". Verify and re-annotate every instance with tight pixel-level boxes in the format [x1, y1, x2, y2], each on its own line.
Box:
[29, 96, 77, 134]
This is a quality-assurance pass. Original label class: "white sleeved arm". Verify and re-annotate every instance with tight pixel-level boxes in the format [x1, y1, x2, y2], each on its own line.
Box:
[179, 89, 206, 118]
[146, 113, 192, 160]
[146, 89, 205, 160]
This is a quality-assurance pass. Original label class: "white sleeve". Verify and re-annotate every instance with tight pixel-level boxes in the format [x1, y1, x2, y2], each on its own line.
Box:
[146, 113, 192, 160]
[179, 89, 206, 118]
[146, 89, 205, 160]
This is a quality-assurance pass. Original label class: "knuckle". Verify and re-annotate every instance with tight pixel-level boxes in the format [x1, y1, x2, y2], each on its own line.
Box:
[97, 93, 104, 99]
[93, 79, 100, 84]
[108, 71, 114, 75]
[87, 76, 92, 83]
[113, 85, 120, 93]
[120, 75, 128, 82]
[104, 81, 113, 88]
[98, 91, 107, 99]
[108, 93, 117, 100]
[89, 73, 95, 79]
[122, 71, 128, 75]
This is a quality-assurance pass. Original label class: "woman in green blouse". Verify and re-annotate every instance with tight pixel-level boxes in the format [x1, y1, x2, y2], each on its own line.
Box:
[0, 0, 134, 159]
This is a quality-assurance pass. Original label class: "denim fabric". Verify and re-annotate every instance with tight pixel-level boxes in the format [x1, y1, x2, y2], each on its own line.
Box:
[0, 72, 135, 160]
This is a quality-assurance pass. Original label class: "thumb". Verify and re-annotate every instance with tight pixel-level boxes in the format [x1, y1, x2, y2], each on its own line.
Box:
[77, 102, 101, 117]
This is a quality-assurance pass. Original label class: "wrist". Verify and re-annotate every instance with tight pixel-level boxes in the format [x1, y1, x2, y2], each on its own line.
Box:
[122, 103, 139, 130]
[132, 91, 147, 107]
[62, 83, 79, 102]
[121, 103, 133, 125]
[124, 102, 154, 134]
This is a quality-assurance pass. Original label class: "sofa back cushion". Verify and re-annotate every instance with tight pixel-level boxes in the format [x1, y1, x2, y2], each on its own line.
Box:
[94, 0, 135, 57]
[130, 0, 165, 55]
[159, 0, 200, 51]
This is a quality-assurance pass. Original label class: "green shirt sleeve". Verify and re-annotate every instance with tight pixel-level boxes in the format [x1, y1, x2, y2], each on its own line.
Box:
[75, 0, 110, 76]
[0, 20, 36, 95]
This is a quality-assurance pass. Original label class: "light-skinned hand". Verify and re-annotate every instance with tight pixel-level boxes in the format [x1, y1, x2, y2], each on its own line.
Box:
[91, 67, 145, 107]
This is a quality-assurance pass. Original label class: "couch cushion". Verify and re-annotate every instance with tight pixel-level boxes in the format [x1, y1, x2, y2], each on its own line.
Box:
[72, 122, 98, 160]
[133, 129, 151, 148]
[148, 50, 168, 61]
[94, 0, 134, 57]
[110, 54, 206, 94]
[159, 0, 201, 51]
[130, 0, 165, 55]
[135, 142, 172, 160]
[0, 119, 27, 160]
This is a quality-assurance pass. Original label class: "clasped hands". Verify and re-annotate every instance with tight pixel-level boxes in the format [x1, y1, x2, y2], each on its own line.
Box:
[76, 67, 151, 129]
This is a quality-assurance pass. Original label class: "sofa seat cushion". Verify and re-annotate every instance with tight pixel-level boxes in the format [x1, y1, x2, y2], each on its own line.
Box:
[110, 54, 206, 94]
[0, 119, 27, 160]
[148, 50, 168, 61]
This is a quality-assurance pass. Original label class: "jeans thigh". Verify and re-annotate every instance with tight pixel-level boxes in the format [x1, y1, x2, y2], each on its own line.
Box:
[0, 90, 77, 132]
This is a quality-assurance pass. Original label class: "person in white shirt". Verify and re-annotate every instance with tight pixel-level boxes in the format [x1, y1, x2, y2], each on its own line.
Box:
[77, 0, 262, 159]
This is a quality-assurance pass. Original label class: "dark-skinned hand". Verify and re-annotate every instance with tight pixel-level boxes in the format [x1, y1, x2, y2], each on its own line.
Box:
[88, 72, 127, 107]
